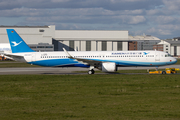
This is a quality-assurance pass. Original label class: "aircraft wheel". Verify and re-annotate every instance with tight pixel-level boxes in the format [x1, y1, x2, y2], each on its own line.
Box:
[162, 71, 166, 74]
[88, 69, 95, 75]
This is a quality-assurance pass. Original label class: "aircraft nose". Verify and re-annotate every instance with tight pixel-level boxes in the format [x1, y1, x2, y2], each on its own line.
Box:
[175, 58, 177, 63]
[170, 57, 177, 63]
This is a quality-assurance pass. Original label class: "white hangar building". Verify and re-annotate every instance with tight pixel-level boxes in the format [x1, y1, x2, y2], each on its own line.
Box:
[155, 39, 180, 57]
[54, 30, 128, 51]
[0, 26, 55, 52]
[0, 25, 129, 52]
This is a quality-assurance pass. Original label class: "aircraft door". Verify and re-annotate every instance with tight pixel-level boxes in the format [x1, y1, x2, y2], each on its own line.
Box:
[155, 52, 160, 61]
[31, 53, 36, 62]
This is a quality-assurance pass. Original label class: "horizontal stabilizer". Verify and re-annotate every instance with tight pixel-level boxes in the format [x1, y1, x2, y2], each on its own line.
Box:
[3, 53, 24, 59]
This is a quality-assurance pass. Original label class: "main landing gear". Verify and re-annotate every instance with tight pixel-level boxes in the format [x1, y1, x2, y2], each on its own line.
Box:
[88, 66, 95, 74]
[88, 69, 95, 75]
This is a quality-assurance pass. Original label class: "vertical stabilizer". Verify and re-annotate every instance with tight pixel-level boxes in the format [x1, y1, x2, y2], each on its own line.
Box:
[6, 29, 35, 53]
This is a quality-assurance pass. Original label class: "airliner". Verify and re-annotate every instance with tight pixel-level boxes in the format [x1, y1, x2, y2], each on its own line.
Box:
[3, 29, 177, 74]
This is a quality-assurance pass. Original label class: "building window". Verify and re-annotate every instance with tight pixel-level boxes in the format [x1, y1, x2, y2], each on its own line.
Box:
[37, 46, 45, 48]
[102, 41, 107, 51]
[46, 46, 53, 48]
[30, 46, 36, 49]
[86, 41, 91, 51]
[174, 46, 177, 56]
[117, 42, 122, 51]
[69, 41, 74, 51]
[39, 29, 44, 32]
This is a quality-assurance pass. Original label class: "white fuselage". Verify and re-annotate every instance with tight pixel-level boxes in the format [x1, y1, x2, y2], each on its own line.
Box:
[12, 50, 177, 67]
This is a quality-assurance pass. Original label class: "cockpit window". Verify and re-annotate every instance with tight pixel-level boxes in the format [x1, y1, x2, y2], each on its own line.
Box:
[165, 54, 172, 57]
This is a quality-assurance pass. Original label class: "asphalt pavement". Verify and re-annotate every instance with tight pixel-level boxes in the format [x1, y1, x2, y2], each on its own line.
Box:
[0, 65, 180, 75]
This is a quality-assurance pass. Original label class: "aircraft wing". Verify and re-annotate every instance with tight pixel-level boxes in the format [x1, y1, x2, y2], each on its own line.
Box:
[71, 57, 101, 66]
[63, 48, 102, 66]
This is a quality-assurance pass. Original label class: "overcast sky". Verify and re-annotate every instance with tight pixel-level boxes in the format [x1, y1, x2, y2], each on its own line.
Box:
[0, 0, 180, 39]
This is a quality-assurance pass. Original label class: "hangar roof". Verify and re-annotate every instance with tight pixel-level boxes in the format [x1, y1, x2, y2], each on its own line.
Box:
[164, 40, 180, 46]
[128, 35, 160, 41]
[0, 26, 49, 28]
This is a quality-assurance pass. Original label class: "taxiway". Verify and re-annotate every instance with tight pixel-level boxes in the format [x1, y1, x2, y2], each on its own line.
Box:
[0, 65, 179, 75]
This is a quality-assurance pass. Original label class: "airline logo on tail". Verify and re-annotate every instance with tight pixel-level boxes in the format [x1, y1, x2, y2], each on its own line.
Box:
[11, 41, 22, 47]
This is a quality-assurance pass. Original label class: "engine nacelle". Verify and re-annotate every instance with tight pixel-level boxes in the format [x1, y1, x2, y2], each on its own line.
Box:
[98, 62, 117, 72]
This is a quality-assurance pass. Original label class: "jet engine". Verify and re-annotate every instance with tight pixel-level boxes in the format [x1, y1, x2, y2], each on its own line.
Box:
[97, 62, 117, 72]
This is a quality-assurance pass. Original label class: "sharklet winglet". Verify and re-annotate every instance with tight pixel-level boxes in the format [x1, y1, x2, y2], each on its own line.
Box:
[63, 48, 73, 59]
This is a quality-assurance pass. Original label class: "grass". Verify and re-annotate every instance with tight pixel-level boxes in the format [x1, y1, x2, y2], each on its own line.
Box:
[175, 58, 180, 64]
[76, 69, 180, 74]
[0, 74, 180, 120]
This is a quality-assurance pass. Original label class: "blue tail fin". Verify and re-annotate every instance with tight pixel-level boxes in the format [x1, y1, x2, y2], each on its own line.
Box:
[6, 29, 35, 53]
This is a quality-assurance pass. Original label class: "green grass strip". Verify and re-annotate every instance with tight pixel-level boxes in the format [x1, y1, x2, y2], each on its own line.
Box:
[0, 74, 180, 120]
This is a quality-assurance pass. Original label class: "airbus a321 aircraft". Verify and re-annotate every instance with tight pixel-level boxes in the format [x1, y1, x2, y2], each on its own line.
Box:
[4, 29, 177, 74]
